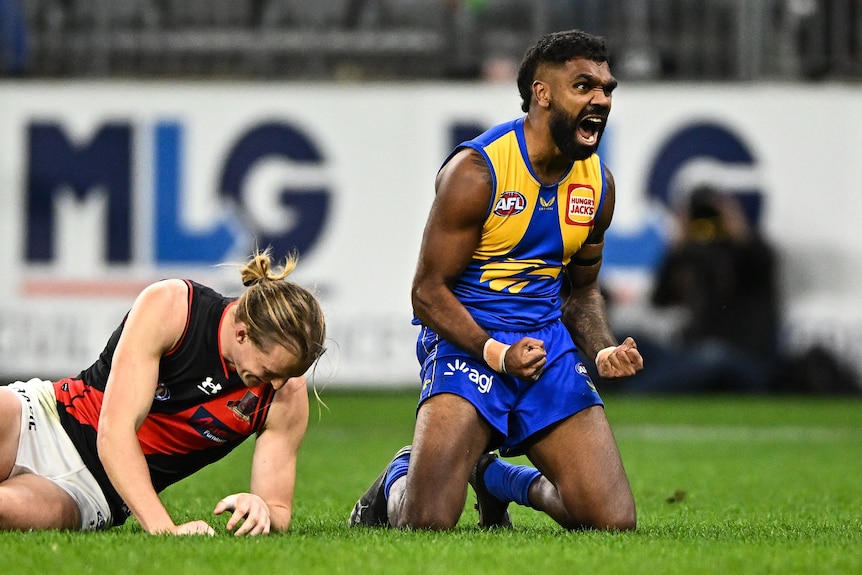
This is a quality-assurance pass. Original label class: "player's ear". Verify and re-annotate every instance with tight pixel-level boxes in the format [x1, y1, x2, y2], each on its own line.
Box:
[533, 80, 550, 108]
[235, 325, 249, 343]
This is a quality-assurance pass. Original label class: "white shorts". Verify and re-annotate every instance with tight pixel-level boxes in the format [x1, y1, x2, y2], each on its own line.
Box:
[7, 378, 112, 530]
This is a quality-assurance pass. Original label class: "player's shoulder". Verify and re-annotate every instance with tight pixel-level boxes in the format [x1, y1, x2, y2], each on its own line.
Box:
[132, 279, 192, 319]
[139, 278, 190, 300]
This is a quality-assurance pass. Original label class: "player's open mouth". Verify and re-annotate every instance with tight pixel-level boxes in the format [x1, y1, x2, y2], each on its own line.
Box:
[577, 116, 604, 145]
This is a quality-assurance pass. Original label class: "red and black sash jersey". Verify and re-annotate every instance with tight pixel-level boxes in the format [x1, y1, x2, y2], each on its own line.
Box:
[53, 280, 276, 525]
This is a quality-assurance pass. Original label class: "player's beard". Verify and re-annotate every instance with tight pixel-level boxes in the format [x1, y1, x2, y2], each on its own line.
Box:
[548, 102, 604, 162]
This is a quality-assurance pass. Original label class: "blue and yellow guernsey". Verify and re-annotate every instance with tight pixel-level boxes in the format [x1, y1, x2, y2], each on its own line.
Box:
[447, 117, 607, 330]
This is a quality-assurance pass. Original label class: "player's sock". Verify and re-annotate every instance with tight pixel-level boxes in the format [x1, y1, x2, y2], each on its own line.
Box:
[383, 451, 411, 500]
[482, 457, 541, 508]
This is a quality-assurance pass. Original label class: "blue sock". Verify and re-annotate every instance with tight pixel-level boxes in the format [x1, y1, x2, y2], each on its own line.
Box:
[482, 458, 541, 508]
[383, 453, 411, 500]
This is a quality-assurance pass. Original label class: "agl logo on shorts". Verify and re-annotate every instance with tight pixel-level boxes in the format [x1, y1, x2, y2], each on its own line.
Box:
[443, 359, 494, 394]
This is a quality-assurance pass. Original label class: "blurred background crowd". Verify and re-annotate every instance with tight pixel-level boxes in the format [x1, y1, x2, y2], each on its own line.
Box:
[2, 0, 861, 82]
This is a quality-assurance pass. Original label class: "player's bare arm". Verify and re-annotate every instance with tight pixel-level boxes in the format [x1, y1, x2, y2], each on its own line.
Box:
[412, 147, 490, 358]
[562, 167, 643, 378]
[412, 149, 545, 379]
[215, 375, 309, 535]
[97, 280, 214, 535]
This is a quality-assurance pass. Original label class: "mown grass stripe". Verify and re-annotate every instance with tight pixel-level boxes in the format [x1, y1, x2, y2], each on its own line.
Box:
[615, 424, 862, 442]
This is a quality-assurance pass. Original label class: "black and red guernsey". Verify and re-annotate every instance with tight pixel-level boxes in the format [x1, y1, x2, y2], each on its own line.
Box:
[53, 280, 276, 525]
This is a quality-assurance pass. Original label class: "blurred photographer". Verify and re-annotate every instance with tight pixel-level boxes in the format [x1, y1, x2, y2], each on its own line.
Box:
[620, 185, 780, 394]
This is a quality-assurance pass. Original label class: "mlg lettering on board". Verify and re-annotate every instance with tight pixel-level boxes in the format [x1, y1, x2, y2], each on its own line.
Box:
[24, 120, 332, 292]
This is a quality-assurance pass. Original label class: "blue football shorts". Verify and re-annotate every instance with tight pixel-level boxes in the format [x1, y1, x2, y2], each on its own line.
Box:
[415, 320, 603, 456]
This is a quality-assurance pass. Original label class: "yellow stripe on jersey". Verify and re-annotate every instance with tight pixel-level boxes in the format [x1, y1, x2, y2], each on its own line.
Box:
[478, 258, 562, 294]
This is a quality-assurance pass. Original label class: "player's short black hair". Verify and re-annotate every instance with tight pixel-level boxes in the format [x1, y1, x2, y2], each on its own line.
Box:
[517, 29, 610, 113]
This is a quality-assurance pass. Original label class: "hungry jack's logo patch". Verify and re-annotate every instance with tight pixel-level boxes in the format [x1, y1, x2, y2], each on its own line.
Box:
[565, 184, 595, 225]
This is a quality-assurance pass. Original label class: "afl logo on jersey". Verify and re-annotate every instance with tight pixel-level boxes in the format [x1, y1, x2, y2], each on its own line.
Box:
[494, 191, 527, 216]
[565, 184, 595, 225]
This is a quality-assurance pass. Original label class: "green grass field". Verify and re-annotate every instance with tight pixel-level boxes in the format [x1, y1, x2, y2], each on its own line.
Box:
[3, 390, 861, 574]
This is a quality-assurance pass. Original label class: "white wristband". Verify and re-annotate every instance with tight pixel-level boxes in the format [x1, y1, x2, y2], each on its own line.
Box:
[483, 338, 511, 374]
[595, 346, 617, 365]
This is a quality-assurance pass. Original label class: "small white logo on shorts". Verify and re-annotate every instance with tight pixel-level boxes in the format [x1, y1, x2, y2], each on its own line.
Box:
[444, 359, 494, 394]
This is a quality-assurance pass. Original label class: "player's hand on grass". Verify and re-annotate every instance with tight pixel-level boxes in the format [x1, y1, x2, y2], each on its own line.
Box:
[214, 493, 272, 536]
[170, 520, 216, 536]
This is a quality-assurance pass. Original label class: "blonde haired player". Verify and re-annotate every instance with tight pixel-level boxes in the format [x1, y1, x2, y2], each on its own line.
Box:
[0, 248, 325, 535]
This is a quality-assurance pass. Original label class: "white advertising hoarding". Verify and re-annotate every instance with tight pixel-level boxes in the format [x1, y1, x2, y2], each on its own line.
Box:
[1, 81, 860, 385]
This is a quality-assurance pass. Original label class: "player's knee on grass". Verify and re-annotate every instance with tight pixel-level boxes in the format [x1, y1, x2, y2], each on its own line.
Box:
[394, 497, 462, 531]
[560, 496, 636, 532]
